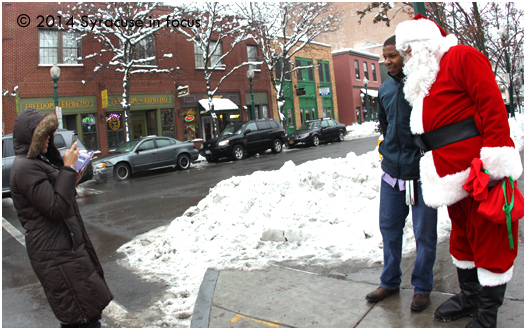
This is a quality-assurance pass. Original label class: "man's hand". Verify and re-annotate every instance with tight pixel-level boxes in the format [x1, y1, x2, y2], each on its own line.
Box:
[63, 141, 80, 167]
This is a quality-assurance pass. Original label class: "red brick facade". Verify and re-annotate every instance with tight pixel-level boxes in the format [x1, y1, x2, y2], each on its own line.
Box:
[2, 2, 274, 154]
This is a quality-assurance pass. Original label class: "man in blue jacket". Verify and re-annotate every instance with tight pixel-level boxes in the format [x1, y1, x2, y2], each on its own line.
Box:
[365, 36, 438, 312]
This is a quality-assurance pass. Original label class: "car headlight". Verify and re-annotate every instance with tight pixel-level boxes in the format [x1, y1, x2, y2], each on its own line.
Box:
[93, 162, 108, 169]
[299, 133, 310, 139]
[218, 140, 230, 146]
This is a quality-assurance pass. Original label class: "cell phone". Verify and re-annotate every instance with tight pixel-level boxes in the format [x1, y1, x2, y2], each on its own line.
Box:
[76, 150, 94, 172]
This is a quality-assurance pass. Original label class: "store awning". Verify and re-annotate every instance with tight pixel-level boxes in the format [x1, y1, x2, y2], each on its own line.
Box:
[361, 88, 378, 98]
[198, 99, 239, 113]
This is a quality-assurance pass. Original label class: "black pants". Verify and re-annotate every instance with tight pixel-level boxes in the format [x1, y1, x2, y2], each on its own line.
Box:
[61, 315, 101, 328]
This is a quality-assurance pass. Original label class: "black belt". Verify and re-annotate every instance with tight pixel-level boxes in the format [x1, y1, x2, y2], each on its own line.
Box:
[413, 117, 480, 152]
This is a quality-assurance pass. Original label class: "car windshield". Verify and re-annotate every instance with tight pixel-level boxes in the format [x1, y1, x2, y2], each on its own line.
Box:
[298, 121, 320, 130]
[114, 140, 140, 153]
[219, 123, 245, 136]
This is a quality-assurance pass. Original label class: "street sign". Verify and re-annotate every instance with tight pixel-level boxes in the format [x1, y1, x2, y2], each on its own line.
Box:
[101, 89, 108, 108]
[56, 106, 63, 128]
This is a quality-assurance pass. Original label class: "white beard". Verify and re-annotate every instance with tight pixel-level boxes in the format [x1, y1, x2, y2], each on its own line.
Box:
[401, 41, 441, 106]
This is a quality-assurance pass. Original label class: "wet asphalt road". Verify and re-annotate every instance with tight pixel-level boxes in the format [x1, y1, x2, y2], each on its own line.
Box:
[2, 136, 379, 327]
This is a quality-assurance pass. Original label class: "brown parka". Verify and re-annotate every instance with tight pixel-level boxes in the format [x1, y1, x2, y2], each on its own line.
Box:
[9, 108, 113, 325]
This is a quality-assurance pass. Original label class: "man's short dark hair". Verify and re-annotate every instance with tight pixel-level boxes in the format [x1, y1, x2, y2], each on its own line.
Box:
[384, 35, 396, 47]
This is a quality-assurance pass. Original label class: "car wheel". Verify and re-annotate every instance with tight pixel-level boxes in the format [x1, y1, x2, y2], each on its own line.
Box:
[271, 139, 283, 153]
[312, 135, 320, 146]
[232, 145, 245, 161]
[337, 130, 345, 142]
[177, 154, 191, 170]
[114, 163, 131, 180]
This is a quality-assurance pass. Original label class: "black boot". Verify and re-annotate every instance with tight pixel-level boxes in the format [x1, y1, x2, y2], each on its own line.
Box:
[434, 267, 482, 322]
[466, 283, 506, 328]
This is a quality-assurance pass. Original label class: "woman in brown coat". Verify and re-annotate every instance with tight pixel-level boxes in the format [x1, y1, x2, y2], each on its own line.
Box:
[10, 108, 113, 327]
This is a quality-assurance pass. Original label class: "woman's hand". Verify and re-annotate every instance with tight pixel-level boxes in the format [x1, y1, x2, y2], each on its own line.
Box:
[63, 141, 80, 167]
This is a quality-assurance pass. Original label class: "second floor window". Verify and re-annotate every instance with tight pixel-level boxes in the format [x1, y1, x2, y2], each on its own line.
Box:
[247, 45, 259, 70]
[363, 61, 369, 80]
[195, 41, 223, 68]
[318, 61, 331, 83]
[39, 29, 81, 65]
[132, 35, 156, 65]
[354, 60, 360, 80]
[275, 60, 291, 81]
[372, 63, 377, 82]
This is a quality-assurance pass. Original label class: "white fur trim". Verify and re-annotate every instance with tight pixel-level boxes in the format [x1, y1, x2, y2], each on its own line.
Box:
[480, 146, 523, 181]
[395, 18, 444, 49]
[478, 266, 514, 286]
[451, 256, 476, 269]
[420, 152, 470, 207]
[410, 97, 424, 134]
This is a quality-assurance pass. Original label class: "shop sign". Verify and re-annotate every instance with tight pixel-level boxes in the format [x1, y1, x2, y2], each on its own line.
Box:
[24, 99, 93, 110]
[296, 88, 306, 96]
[101, 90, 108, 108]
[110, 96, 170, 105]
[178, 86, 190, 97]
[107, 113, 121, 130]
[184, 114, 195, 122]
[319, 87, 331, 96]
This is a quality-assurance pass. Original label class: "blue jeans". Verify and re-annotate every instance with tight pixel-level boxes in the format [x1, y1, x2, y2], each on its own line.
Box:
[379, 179, 438, 294]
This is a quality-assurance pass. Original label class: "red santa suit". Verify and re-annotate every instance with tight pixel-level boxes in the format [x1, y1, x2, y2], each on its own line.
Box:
[395, 16, 523, 287]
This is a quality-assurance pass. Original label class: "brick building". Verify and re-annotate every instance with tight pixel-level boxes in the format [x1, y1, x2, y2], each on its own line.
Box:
[269, 41, 339, 135]
[332, 49, 381, 126]
[2, 2, 275, 155]
[311, 2, 412, 125]
[2, 2, 340, 154]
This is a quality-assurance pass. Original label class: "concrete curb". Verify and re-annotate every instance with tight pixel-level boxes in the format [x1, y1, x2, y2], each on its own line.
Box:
[191, 268, 219, 328]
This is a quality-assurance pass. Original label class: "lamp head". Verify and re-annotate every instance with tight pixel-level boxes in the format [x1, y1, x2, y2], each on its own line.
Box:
[246, 68, 254, 80]
[50, 63, 61, 79]
[363, 77, 369, 86]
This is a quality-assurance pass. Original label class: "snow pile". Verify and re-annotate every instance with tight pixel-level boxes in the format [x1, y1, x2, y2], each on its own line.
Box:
[345, 121, 380, 140]
[117, 149, 451, 327]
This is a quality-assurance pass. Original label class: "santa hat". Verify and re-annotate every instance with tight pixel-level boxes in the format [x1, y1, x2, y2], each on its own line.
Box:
[395, 13, 457, 49]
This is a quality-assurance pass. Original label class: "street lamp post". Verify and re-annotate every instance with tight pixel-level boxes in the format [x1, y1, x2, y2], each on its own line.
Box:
[50, 63, 61, 107]
[246, 68, 256, 120]
[499, 29, 515, 118]
[50, 63, 62, 128]
[363, 77, 370, 122]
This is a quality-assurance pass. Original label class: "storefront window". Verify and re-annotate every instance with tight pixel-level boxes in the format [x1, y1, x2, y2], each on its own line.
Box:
[161, 109, 175, 138]
[106, 112, 125, 149]
[182, 108, 199, 141]
[81, 113, 99, 151]
[146, 110, 158, 136]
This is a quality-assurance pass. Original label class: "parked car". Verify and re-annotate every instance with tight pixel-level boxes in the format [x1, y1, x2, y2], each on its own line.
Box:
[287, 118, 347, 147]
[91, 136, 199, 181]
[200, 118, 286, 162]
[2, 129, 93, 197]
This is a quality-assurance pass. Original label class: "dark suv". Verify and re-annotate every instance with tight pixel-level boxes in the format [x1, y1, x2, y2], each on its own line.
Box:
[2, 129, 93, 197]
[200, 118, 286, 162]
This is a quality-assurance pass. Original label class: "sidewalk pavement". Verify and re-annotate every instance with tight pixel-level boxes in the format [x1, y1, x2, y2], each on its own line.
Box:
[191, 174, 524, 328]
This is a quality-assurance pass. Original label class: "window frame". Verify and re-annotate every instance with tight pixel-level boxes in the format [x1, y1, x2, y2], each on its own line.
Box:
[372, 63, 378, 82]
[247, 45, 259, 71]
[39, 29, 82, 65]
[363, 61, 369, 80]
[194, 40, 224, 69]
[131, 35, 157, 66]
[354, 60, 360, 80]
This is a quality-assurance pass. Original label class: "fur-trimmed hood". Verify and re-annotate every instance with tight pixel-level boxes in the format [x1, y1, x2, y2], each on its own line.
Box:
[13, 108, 59, 158]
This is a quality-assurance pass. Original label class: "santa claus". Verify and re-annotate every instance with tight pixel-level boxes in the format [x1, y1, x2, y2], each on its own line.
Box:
[395, 14, 523, 328]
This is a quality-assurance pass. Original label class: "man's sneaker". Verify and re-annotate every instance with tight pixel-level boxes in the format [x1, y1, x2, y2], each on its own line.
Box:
[411, 294, 430, 312]
[365, 287, 400, 302]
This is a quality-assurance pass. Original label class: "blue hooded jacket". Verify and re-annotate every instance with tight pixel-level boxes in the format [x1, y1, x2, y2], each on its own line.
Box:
[377, 73, 421, 180]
